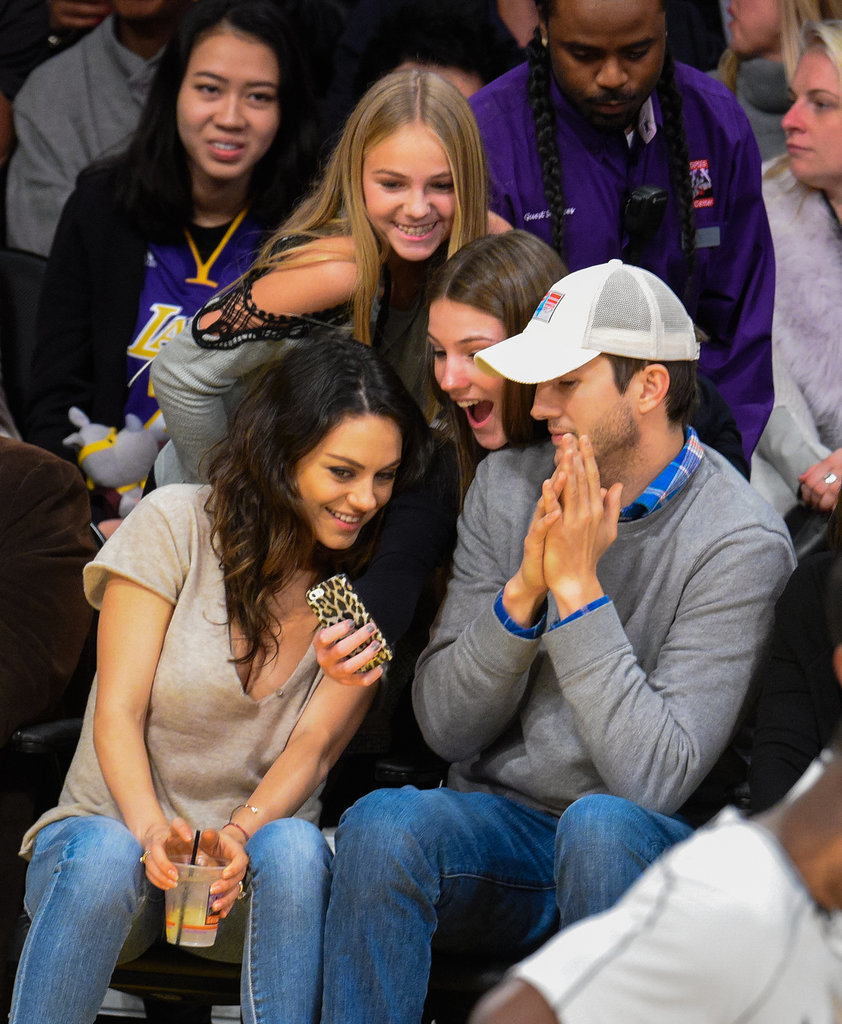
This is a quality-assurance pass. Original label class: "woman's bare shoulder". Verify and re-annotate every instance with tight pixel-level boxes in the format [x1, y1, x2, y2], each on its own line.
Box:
[251, 235, 358, 316]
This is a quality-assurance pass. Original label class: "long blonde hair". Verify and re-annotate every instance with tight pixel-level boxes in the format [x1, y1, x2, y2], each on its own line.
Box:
[797, 17, 842, 83]
[254, 69, 490, 344]
[781, 0, 842, 76]
[718, 0, 842, 92]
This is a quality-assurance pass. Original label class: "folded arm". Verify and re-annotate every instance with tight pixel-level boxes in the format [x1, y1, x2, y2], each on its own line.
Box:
[224, 659, 378, 840]
[152, 248, 357, 483]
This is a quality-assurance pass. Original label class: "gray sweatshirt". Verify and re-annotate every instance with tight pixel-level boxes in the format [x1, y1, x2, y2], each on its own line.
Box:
[6, 17, 159, 257]
[413, 440, 795, 820]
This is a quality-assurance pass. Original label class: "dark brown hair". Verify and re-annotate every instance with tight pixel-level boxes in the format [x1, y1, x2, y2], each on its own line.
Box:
[426, 231, 566, 504]
[606, 355, 698, 427]
[206, 335, 432, 667]
[110, 0, 319, 240]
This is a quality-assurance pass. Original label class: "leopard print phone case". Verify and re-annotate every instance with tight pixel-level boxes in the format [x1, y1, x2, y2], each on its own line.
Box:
[306, 573, 393, 672]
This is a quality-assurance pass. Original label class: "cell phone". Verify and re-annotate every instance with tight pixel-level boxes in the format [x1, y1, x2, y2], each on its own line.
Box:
[306, 573, 393, 672]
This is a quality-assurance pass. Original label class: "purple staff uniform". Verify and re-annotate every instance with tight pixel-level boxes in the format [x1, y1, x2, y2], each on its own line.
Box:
[470, 61, 774, 457]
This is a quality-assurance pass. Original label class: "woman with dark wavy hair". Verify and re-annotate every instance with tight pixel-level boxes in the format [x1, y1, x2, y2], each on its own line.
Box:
[10, 336, 431, 1024]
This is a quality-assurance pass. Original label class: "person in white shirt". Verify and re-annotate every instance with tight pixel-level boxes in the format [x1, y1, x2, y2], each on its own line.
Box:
[470, 556, 842, 1024]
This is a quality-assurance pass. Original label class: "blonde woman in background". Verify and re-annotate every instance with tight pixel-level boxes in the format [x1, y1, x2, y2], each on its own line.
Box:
[752, 20, 842, 515]
[717, 0, 842, 159]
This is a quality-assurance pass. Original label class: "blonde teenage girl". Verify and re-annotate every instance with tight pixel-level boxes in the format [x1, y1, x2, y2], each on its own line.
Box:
[152, 66, 499, 485]
[152, 67, 503, 645]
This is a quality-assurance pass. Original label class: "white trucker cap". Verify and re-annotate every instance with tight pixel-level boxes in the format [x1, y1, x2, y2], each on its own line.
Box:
[474, 259, 699, 384]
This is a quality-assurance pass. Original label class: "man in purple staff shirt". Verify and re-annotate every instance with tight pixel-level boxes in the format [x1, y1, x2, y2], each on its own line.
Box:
[470, 0, 774, 459]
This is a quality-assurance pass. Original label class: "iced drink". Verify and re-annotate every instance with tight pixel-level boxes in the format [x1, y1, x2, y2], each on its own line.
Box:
[165, 858, 225, 947]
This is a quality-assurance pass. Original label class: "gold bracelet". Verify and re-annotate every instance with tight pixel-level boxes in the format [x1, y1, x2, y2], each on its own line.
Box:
[229, 803, 260, 820]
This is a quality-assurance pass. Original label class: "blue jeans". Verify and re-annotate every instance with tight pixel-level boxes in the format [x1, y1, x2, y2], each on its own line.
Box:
[321, 787, 693, 1024]
[242, 817, 331, 1024]
[10, 815, 332, 1024]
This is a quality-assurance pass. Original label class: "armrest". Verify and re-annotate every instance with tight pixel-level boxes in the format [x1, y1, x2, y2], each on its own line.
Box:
[9, 718, 83, 755]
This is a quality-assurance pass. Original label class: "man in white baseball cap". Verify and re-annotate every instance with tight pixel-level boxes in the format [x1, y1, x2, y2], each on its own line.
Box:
[471, 554, 842, 1024]
[320, 262, 795, 1024]
[475, 258, 702, 521]
[475, 258, 699, 383]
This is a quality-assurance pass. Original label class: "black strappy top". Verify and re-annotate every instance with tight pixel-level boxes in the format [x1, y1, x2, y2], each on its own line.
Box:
[192, 237, 353, 350]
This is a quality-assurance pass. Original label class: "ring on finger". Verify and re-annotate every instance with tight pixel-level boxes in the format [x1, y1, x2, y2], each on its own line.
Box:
[139, 850, 151, 865]
[237, 880, 249, 901]
[825, 472, 839, 485]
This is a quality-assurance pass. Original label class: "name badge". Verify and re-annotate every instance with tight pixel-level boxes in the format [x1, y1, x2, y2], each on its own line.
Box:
[696, 226, 720, 249]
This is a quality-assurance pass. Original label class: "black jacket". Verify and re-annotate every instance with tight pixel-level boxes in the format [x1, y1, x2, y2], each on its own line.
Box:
[25, 166, 146, 459]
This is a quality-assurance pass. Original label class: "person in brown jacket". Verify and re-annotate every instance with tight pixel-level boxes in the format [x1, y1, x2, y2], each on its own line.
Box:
[0, 436, 94, 1015]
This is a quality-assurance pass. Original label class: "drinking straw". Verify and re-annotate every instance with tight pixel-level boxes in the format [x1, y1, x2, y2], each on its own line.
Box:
[174, 830, 202, 945]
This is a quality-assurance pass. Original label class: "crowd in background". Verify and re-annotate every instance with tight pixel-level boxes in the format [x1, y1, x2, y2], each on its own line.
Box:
[3, 0, 842, 1021]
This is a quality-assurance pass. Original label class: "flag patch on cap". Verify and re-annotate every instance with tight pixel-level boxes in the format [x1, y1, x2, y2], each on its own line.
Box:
[534, 290, 563, 323]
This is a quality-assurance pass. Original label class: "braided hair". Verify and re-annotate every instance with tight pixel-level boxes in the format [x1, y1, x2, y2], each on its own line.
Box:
[525, 5, 696, 290]
[655, 49, 697, 287]
[525, 29, 567, 256]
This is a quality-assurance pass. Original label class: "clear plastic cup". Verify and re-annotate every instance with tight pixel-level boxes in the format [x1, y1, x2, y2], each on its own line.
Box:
[164, 856, 225, 947]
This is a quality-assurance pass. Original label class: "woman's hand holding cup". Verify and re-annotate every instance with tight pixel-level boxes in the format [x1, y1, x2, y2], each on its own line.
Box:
[203, 826, 250, 917]
[141, 819, 248, 916]
[140, 817, 194, 890]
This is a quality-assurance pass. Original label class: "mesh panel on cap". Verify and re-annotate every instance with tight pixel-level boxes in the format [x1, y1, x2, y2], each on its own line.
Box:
[649, 273, 691, 334]
[590, 266, 653, 335]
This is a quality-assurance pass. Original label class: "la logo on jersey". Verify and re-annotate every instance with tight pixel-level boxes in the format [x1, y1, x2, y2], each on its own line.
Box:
[127, 304, 188, 362]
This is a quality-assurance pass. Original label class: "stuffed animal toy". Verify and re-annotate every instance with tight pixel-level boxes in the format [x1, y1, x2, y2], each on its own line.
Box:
[63, 407, 161, 517]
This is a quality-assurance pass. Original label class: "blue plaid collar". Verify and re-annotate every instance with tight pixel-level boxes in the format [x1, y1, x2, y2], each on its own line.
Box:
[619, 427, 704, 523]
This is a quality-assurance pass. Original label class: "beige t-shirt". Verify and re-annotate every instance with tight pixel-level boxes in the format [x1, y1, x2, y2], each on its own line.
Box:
[21, 484, 323, 857]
